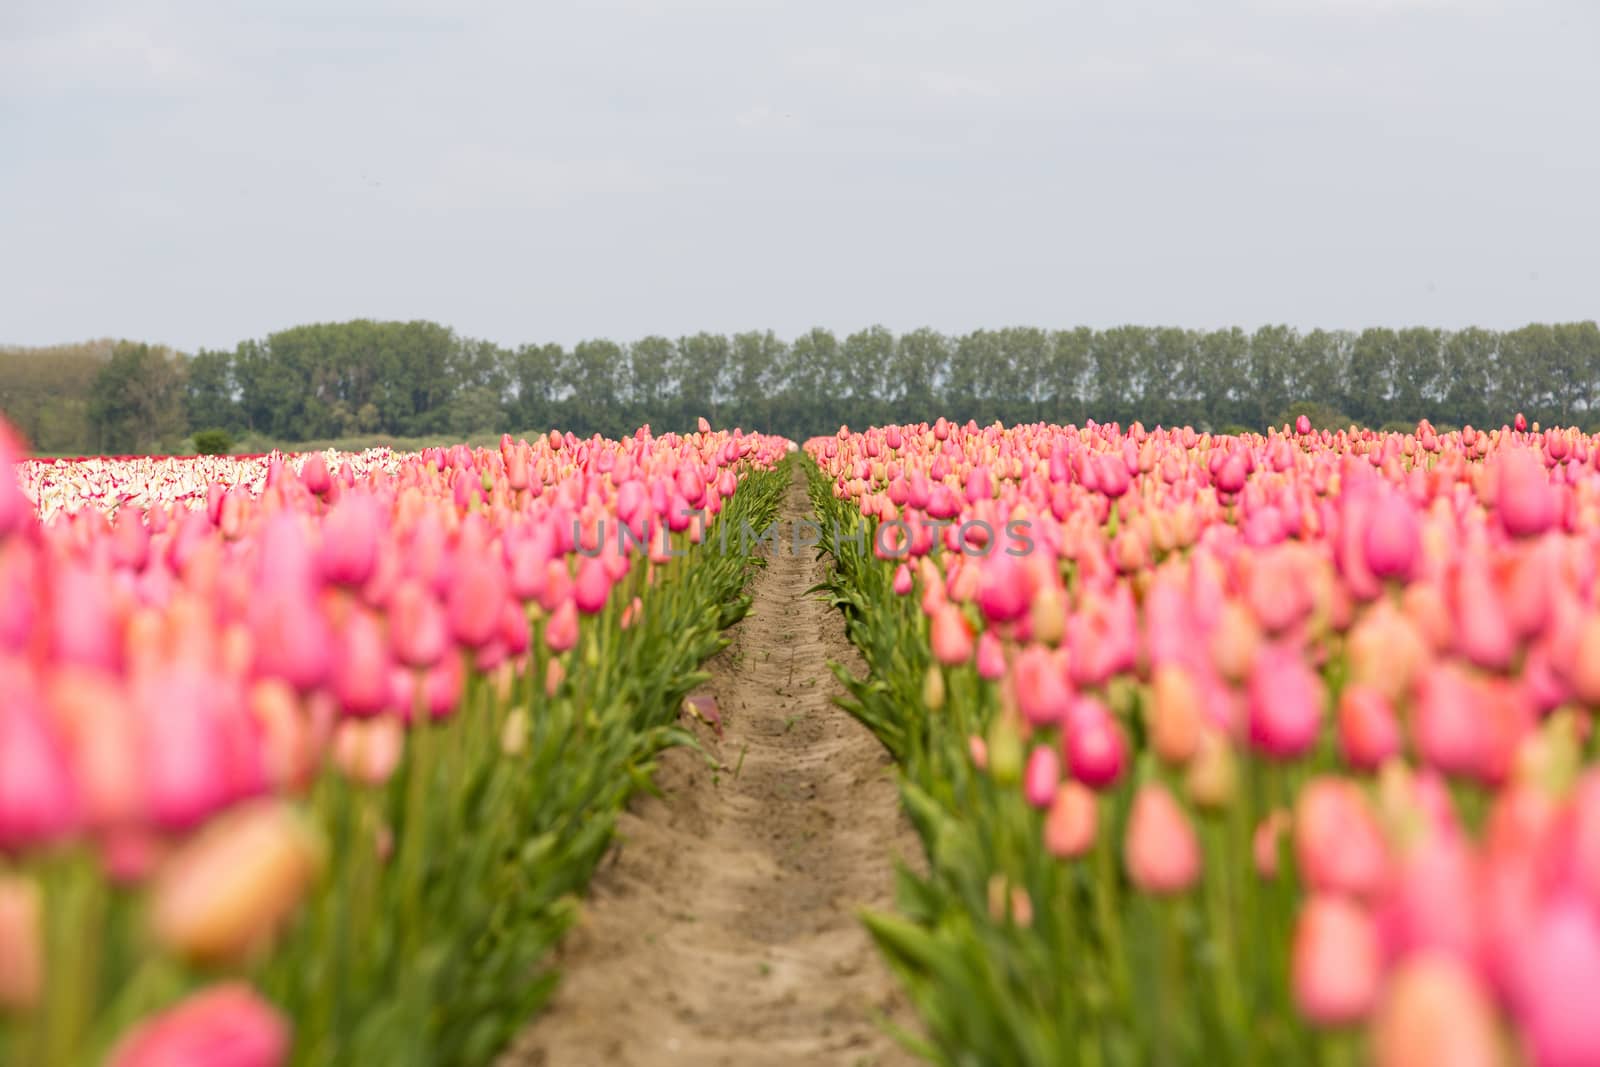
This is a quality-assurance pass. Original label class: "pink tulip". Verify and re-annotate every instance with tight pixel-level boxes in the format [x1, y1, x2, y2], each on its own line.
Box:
[1294, 777, 1388, 898]
[1246, 644, 1324, 760]
[332, 609, 391, 717]
[300, 453, 330, 495]
[1337, 684, 1402, 771]
[1372, 955, 1502, 1067]
[447, 555, 506, 648]
[333, 715, 405, 786]
[1412, 663, 1486, 778]
[1498, 446, 1557, 538]
[389, 580, 449, 668]
[1064, 698, 1126, 789]
[930, 603, 974, 666]
[892, 562, 913, 596]
[572, 555, 612, 615]
[1043, 780, 1097, 859]
[422, 652, 465, 720]
[977, 552, 1030, 624]
[1292, 895, 1381, 1026]
[107, 983, 291, 1067]
[249, 589, 332, 693]
[0, 694, 82, 850]
[1148, 664, 1203, 766]
[975, 630, 1007, 680]
[1363, 492, 1421, 581]
[1012, 645, 1070, 727]
[545, 599, 580, 653]
[1023, 745, 1060, 809]
[1125, 782, 1200, 895]
[319, 494, 382, 586]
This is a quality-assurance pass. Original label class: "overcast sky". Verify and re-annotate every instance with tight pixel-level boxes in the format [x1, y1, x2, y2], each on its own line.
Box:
[3, 0, 1596, 353]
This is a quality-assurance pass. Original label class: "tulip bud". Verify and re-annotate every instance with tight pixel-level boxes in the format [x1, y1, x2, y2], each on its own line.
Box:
[977, 552, 1030, 624]
[1413, 663, 1485, 777]
[1372, 956, 1503, 1067]
[448, 556, 506, 648]
[1185, 727, 1238, 811]
[332, 715, 405, 787]
[389, 580, 448, 669]
[1292, 895, 1381, 1026]
[572, 555, 612, 615]
[149, 800, 322, 967]
[1125, 782, 1200, 895]
[1023, 745, 1060, 809]
[1294, 777, 1387, 898]
[1012, 645, 1070, 727]
[0, 695, 82, 850]
[922, 664, 946, 710]
[1209, 601, 1260, 682]
[319, 494, 381, 587]
[1043, 780, 1097, 859]
[1497, 446, 1557, 538]
[1362, 494, 1421, 582]
[987, 715, 1024, 786]
[545, 599, 580, 653]
[106, 982, 291, 1067]
[1247, 644, 1325, 760]
[1337, 684, 1401, 771]
[892, 563, 913, 596]
[1029, 582, 1067, 647]
[1065, 699, 1126, 789]
[501, 707, 530, 756]
[1148, 665, 1203, 766]
[930, 603, 974, 666]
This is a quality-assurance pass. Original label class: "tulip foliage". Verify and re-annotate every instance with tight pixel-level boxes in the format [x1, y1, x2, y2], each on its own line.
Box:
[0, 418, 790, 1067]
[808, 416, 1600, 1067]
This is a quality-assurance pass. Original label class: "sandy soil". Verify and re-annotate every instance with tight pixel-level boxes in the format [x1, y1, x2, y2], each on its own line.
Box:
[499, 467, 923, 1067]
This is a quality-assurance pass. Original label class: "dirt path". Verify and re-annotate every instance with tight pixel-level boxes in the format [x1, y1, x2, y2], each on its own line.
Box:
[500, 466, 922, 1067]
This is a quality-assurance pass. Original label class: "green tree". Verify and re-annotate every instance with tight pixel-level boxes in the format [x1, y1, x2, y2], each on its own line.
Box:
[89, 342, 187, 453]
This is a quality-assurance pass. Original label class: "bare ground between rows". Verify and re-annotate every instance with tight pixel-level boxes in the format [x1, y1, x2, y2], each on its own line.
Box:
[500, 466, 923, 1067]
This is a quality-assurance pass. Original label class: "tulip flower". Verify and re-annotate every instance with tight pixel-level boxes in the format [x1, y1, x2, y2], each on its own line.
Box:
[106, 983, 290, 1067]
[1337, 684, 1402, 771]
[1497, 447, 1557, 538]
[1247, 644, 1325, 760]
[1125, 782, 1200, 895]
[1043, 780, 1097, 859]
[1064, 698, 1126, 789]
[148, 799, 322, 967]
[1292, 895, 1381, 1026]
[1012, 645, 1070, 727]
[930, 602, 974, 666]
[1023, 745, 1060, 809]
[0, 695, 82, 850]
[1294, 777, 1388, 898]
[1148, 664, 1203, 766]
[1372, 955, 1503, 1067]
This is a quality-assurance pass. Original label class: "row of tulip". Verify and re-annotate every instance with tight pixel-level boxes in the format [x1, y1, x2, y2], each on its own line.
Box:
[0, 418, 790, 1067]
[16, 450, 404, 524]
[806, 416, 1600, 1066]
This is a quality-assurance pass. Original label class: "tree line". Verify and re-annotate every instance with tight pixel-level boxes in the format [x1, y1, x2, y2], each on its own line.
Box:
[4, 320, 1599, 454]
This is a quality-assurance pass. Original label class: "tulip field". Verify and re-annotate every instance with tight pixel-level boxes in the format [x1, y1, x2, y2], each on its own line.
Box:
[808, 415, 1600, 1067]
[6, 408, 1600, 1067]
[0, 418, 790, 1066]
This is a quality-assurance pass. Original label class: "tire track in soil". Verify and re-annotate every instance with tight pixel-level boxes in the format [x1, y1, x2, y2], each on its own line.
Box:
[500, 465, 922, 1067]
